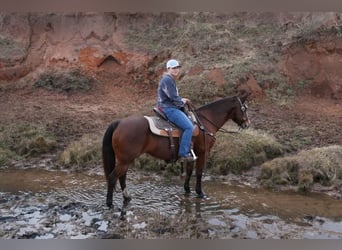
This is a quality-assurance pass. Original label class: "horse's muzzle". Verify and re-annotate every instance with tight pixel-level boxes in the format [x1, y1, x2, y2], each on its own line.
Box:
[240, 119, 251, 129]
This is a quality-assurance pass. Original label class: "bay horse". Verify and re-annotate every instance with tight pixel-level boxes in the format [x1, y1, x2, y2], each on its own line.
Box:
[102, 91, 250, 208]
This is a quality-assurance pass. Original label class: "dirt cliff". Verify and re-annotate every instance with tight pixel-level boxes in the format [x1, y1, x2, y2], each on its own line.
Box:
[1, 12, 342, 100]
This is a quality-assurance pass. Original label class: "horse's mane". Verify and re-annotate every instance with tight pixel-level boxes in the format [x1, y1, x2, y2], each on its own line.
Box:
[196, 95, 236, 112]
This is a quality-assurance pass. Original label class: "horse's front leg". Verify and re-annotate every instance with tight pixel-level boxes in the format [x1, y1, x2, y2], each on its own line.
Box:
[183, 161, 194, 194]
[195, 156, 207, 198]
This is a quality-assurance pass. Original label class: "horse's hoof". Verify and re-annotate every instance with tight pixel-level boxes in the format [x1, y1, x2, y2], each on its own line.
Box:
[184, 191, 191, 197]
[184, 188, 191, 194]
[123, 198, 131, 207]
[196, 193, 207, 199]
[123, 195, 132, 201]
[122, 189, 132, 202]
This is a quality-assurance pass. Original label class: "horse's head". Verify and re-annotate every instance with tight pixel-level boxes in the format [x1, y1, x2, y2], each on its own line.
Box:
[232, 90, 250, 129]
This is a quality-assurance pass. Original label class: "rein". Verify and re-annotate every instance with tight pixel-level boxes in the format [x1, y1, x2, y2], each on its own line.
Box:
[195, 112, 241, 135]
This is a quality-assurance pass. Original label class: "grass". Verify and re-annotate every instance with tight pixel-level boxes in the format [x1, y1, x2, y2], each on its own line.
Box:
[34, 69, 94, 93]
[0, 147, 17, 167]
[122, 13, 342, 108]
[0, 35, 26, 62]
[178, 76, 227, 106]
[58, 133, 102, 170]
[259, 145, 342, 191]
[207, 126, 284, 175]
[0, 124, 57, 167]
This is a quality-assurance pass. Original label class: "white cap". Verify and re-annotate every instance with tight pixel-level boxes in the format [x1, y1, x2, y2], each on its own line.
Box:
[166, 59, 180, 69]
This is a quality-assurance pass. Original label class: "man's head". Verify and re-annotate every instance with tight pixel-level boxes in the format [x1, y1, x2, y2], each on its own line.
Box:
[166, 59, 181, 77]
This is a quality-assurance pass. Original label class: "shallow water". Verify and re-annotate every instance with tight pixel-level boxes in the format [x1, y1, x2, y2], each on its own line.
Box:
[1, 168, 342, 239]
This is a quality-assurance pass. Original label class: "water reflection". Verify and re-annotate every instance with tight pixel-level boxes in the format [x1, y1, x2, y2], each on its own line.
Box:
[179, 195, 203, 217]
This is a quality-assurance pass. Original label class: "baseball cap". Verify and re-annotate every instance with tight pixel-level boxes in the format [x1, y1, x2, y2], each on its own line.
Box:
[166, 59, 181, 69]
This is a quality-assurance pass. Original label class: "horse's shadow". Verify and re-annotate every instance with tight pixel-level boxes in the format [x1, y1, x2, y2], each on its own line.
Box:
[116, 191, 207, 220]
[180, 194, 208, 218]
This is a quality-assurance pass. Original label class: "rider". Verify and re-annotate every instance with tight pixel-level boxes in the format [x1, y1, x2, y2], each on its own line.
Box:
[157, 59, 195, 162]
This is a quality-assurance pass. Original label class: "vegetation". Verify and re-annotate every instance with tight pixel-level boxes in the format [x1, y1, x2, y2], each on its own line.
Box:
[259, 145, 342, 191]
[207, 127, 284, 175]
[34, 70, 94, 93]
[58, 133, 102, 170]
[0, 124, 56, 168]
[0, 35, 26, 61]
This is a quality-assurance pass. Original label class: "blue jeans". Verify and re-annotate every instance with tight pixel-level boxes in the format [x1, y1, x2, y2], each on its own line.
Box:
[162, 107, 194, 157]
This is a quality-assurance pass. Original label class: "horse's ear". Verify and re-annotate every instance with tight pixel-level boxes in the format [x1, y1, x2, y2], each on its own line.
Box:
[238, 89, 251, 102]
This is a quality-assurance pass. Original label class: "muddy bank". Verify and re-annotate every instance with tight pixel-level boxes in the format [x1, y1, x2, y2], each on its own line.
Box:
[1, 167, 342, 239]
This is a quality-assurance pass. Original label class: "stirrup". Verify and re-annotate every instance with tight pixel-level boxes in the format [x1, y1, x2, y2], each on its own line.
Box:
[190, 149, 197, 160]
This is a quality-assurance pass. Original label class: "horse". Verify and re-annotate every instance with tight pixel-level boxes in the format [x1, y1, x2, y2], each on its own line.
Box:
[102, 90, 250, 208]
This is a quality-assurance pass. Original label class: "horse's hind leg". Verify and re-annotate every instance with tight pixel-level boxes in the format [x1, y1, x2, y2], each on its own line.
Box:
[106, 170, 116, 208]
[119, 172, 132, 203]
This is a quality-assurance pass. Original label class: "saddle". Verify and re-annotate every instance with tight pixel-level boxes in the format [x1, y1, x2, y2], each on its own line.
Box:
[144, 107, 199, 138]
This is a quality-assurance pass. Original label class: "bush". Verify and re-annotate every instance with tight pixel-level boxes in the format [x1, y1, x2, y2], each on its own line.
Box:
[0, 146, 17, 168]
[207, 126, 284, 175]
[58, 133, 102, 170]
[34, 69, 93, 93]
[259, 145, 342, 191]
[0, 124, 56, 159]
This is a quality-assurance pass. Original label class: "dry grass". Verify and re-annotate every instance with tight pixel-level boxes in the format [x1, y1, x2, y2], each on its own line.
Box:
[58, 133, 102, 170]
[34, 69, 94, 93]
[0, 124, 56, 167]
[259, 145, 342, 191]
[207, 126, 284, 175]
[0, 35, 26, 61]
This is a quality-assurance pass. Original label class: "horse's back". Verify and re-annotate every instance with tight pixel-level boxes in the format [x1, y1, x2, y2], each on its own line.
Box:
[112, 115, 150, 152]
[118, 115, 148, 129]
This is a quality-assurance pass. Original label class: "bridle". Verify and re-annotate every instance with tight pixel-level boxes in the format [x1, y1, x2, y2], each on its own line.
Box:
[236, 96, 248, 113]
[193, 96, 249, 136]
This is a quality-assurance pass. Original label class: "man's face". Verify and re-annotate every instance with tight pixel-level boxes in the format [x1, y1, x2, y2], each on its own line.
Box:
[168, 66, 181, 77]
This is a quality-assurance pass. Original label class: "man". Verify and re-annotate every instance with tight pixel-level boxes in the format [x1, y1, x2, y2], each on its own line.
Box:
[157, 59, 195, 162]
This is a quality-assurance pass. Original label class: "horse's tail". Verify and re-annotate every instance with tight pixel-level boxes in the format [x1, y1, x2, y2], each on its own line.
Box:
[102, 120, 120, 180]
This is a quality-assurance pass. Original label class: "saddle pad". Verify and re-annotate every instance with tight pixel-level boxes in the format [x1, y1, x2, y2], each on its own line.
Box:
[144, 116, 199, 137]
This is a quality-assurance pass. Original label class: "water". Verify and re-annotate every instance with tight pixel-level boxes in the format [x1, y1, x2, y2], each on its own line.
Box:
[1, 168, 342, 239]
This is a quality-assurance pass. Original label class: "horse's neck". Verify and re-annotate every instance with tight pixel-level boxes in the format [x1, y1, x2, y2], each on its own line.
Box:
[197, 98, 235, 133]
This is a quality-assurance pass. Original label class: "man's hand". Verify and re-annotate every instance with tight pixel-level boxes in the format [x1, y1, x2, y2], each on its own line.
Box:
[182, 98, 194, 110]
[182, 98, 190, 104]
